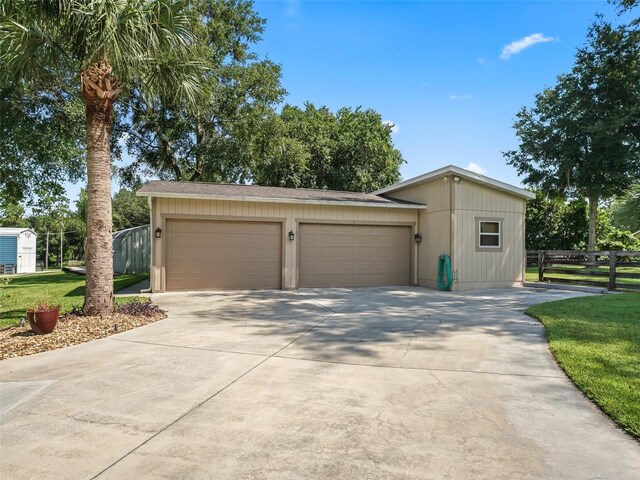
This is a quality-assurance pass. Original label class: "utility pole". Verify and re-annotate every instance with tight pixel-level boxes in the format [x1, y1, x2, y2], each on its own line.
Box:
[45, 232, 49, 271]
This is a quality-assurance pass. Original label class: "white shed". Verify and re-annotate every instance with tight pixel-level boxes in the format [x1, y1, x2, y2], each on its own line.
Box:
[0, 228, 38, 274]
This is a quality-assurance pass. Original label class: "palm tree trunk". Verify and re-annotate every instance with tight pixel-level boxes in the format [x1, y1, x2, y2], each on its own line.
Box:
[82, 64, 115, 316]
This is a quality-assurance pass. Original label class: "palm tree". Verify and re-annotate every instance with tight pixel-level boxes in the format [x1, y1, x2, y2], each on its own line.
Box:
[1, 1, 203, 315]
[613, 182, 640, 233]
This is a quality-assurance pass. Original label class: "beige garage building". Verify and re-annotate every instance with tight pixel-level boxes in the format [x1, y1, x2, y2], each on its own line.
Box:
[137, 165, 535, 292]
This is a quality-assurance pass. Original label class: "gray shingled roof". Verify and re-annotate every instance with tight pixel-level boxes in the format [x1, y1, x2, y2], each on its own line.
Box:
[137, 181, 425, 208]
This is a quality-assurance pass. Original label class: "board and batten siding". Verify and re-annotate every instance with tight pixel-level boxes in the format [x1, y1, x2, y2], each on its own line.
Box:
[151, 197, 419, 291]
[381, 175, 527, 290]
[451, 180, 526, 289]
[383, 178, 451, 289]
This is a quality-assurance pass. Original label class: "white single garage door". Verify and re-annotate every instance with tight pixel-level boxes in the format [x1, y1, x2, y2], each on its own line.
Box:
[166, 219, 281, 290]
[299, 223, 412, 288]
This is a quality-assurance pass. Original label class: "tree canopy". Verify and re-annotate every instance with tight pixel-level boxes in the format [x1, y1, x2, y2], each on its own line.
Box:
[112, 189, 150, 231]
[526, 191, 640, 251]
[0, 76, 86, 211]
[251, 103, 404, 192]
[525, 192, 588, 250]
[120, 3, 403, 194]
[505, 10, 640, 251]
[120, 0, 285, 187]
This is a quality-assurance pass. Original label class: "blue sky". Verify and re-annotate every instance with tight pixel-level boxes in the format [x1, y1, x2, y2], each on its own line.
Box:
[66, 0, 624, 204]
[250, 0, 621, 186]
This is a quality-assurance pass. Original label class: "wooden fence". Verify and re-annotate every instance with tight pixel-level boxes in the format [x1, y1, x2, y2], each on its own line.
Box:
[526, 250, 539, 266]
[535, 250, 640, 291]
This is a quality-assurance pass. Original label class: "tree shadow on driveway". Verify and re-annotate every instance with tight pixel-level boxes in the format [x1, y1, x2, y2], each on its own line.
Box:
[149, 286, 573, 374]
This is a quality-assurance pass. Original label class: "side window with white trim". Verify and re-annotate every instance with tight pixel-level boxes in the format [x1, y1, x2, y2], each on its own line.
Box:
[475, 218, 503, 251]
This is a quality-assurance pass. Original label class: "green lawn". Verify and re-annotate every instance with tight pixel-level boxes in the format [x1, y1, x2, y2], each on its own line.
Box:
[527, 294, 640, 438]
[0, 271, 148, 329]
[526, 265, 640, 288]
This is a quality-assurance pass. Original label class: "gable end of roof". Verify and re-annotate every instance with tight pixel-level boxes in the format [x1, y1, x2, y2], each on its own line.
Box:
[373, 165, 535, 200]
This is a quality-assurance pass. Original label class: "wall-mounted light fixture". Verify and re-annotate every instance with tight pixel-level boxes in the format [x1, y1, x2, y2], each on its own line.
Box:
[288, 230, 295, 241]
[155, 227, 162, 239]
[414, 233, 422, 243]
[453, 176, 461, 183]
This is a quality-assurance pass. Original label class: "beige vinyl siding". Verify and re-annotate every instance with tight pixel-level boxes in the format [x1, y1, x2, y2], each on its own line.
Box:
[383, 178, 451, 289]
[381, 176, 527, 290]
[451, 180, 526, 290]
[151, 198, 418, 291]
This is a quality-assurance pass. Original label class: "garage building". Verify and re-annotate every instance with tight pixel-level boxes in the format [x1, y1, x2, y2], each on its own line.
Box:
[137, 165, 534, 292]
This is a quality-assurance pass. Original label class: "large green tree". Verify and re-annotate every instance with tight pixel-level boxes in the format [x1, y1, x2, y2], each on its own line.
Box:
[252, 103, 404, 192]
[120, 0, 284, 186]
[0, 77, 86, 209]
[1, 1, 205, 315]
[112, 189, 150, 231]
[505, 14, 640, 252]
[526, 191, 640, 250]
[525, 192, 588, 250]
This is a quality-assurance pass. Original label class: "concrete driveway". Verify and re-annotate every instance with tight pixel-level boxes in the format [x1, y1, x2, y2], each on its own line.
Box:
[1, 287, 639, 479]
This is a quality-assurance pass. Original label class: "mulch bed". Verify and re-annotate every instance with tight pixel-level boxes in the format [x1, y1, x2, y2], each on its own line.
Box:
[0, 311, 166, 361]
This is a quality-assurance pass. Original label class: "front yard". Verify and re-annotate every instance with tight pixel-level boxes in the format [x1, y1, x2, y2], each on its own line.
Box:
[0, 271, 148, 329]
[527, 293, 640, 438]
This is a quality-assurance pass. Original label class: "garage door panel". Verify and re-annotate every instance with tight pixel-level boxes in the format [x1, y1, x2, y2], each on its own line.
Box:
[299, 223, 411, 288]
[170, 233, 277, 249]
[166, 220, 281, 290]
[171, 249, 279, 264]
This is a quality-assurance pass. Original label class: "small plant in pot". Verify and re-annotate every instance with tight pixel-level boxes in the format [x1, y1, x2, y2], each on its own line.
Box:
[27, 300, 61, 335]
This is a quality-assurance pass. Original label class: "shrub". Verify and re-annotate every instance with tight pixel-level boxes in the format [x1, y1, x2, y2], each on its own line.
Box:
[116, 299, 165, 317]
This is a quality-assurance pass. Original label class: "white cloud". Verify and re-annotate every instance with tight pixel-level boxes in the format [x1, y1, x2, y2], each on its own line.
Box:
[285, 0, 299, 17]
[500, 33, 555, 60]
[477, 58, 487, 65]
[383, 120, 400, 134]
[449, 94, 472, 100]
[466, 162, 486, 175]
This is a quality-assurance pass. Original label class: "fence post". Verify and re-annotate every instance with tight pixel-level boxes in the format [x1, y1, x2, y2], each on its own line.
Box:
[609, 252, 617, 291]
[538, 250, 545, 282]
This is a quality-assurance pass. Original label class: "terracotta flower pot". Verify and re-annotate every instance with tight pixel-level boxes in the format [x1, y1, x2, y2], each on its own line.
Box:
[27, 307, 60, 335]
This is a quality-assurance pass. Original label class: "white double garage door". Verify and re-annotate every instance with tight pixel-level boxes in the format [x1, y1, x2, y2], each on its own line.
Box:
[166, 219, 412, 291]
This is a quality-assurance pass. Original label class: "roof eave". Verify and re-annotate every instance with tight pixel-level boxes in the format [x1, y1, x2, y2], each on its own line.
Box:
[0, 228, 37, 236]
[374, 165, 536, 200]
[136, 191, 427, 210]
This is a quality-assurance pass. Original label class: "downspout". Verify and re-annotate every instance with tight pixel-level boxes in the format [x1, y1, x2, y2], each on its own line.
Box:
[449, 176, 455, 288]
[522, 199, 526, 284]
[416, 211, 420, 286]
[148, 196, 155, 292]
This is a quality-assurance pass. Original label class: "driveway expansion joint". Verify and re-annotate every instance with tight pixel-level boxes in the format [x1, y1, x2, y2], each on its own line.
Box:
[89, 311, 336, 479]
[108, 338, 270, 358]
[272, 354, 564, 379]
[292, 290, 337, 313]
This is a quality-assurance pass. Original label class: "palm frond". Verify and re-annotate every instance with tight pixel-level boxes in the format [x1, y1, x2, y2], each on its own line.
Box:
[613, 182, 640, 231]
[1, 0, 207, 110]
